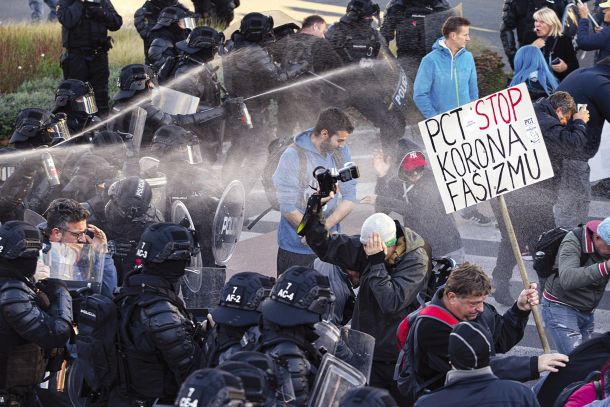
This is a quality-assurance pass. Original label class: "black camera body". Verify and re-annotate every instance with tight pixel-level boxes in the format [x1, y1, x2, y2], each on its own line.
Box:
[314, 163, 360, 198]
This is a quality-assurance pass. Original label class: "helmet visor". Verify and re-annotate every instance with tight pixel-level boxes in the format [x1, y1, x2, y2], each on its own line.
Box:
[181, 16, 200, 30]
[48, 118, 71, 143]
[185, 143, 203, 165]
[75, 93, 98, 115]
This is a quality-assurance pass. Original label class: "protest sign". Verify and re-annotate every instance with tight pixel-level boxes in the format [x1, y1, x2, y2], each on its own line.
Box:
[418, 82, 554, 214]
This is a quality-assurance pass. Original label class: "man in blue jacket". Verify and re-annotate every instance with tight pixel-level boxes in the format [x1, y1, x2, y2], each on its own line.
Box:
[577, 1, 610, 64]
[272, 107, 357, 276]
[413, 16, 478, 119]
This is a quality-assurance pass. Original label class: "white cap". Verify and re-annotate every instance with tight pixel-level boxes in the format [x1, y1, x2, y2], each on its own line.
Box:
[360, 213, 397, 247]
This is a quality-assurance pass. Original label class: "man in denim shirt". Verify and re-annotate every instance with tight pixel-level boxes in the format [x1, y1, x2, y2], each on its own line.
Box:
[272, 107, 357, 276]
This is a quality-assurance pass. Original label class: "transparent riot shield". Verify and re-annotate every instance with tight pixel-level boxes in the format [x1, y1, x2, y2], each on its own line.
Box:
[178, 266, 226, 313]
[152, 86, 201, 115]
[127, 107, 147, 156]
[314, 321, 342, 356]
[24, 208, 46, 228]
[212, 180, 245, 266]
[140, 156, 167, 218]
[306, 354, 367, 407]
[337, 327, 375, 383]
[40, 242, 106, 293]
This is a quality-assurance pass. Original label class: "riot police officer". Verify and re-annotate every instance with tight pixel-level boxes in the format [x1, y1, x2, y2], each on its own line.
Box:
[173, 26, 225, 104]
[134, 0, 181, 64]
[0, 109, 71, 222]
[381, 0, 451, 79]
[326, 0, 407, 153]
[0, 221, 73, 406]
[110, 63, 244, 148]
[218, 361, 276, 406]
[104, 176, 162, 283]
[57, 0, 122, 117]
[223, 12, 307, 189]
[174, 368, 246, 407]
[258, 265, 333, 407]
[148, 5, 193, 81]
[204, 272, 275, 367]
[110, 222, 202, 406]
[52, 79, 101, 136]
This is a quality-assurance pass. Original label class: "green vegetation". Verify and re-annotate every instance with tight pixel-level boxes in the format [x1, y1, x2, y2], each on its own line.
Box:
[0, 22, 142, 138]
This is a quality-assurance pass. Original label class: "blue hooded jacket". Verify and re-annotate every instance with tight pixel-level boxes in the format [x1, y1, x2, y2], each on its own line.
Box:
[413, 37, 479, 118]
[272, 129, 357, 254]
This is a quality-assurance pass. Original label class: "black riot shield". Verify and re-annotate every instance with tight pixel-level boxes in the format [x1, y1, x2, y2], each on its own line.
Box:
[212, 180, 245, 266]
[337, 327, 375, 383]
[306, 353, 367, 407]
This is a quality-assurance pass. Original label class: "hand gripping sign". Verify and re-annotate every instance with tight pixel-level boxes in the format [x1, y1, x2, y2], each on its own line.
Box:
[419, 83, 553, 352]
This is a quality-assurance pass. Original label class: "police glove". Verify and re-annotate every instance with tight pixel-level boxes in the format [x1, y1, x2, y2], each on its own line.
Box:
[36, 278, 69, 302]
[222, 97, 244, 118]
[279, 60, 310, 81]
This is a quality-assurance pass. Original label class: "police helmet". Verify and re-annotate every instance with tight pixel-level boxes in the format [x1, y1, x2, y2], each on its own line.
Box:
[153, 5, 193, 30]
[104, 176, 153, 222]
[227, 352, 280, 392]
[9, 109, 71, 147]
[346, 0, 380, 19]
[54, 79, 98, 115]
[211, 272, 275, 327]
[151, 125, 203, 164]
[218, 361, 273, 406]
[113, 64, 157, 101]
[239, 12, 274, 43]
[339, 387, 397, 407]
[176, 26, 225, 59]
[136, 222, 195, 264]
[174, 368, 246, 407]
[0, 221, 43, 261]
[261, 266, 334, 327]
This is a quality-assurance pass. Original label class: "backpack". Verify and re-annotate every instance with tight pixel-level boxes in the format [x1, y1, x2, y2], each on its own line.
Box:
[261, 138, 343, 211]
[394, 304, 458, 405]
[75, 293, 123, 396]
[533, 226, 584, 279]
[553, 361, 610, 407]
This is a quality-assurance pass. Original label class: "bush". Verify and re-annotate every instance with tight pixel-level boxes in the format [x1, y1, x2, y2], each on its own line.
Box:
[0, 23, 63, 94]
[474, 49, 510, 97]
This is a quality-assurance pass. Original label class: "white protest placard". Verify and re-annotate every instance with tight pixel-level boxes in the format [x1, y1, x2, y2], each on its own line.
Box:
[418, 82, 555, 214]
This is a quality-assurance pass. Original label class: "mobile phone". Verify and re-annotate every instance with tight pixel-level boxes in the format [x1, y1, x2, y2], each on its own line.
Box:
[86, 229, 95, 239]
[577, 104, 588, 111]
[551, 57, 561, 65]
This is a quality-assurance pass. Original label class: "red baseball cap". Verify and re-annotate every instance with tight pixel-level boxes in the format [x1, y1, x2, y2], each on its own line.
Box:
[400, 151, 428, 172]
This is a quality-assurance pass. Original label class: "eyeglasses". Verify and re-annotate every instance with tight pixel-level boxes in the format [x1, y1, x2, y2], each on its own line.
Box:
[61, 228, 87, 239]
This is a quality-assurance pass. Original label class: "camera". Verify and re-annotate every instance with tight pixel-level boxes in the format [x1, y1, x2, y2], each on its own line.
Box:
[313, 162, 360, 198]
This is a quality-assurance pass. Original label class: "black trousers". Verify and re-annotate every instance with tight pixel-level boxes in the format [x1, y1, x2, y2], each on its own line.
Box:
[61, 51, 110, 117]
[276, 247, 317, 277]
[369, 359, 409, 406]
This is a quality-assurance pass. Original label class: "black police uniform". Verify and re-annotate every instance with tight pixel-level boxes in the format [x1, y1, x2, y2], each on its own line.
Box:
[110, 64, 239, 148]
[326, 0, 406, 153]
[57, 0, 122, 117]
[134, 0, 180, 65]
[148, 5, 191, 81]
[222, 13, 306, 189]
[0, 221, 73, 407]
[104, 177, 161, 284]
[204, 272, 275, 367]
[258, 266, 332, 407]
[500, 0, 567, 69]
[110, 222, 201, 406]
[380, 0, 450, 80]
[268, 31, 345, 139]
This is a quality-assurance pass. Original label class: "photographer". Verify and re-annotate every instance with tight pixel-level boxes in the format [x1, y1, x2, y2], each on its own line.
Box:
[272, 107, 357, 276]
[57, 0, 122, 117]
[304, 208, 430, 404]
